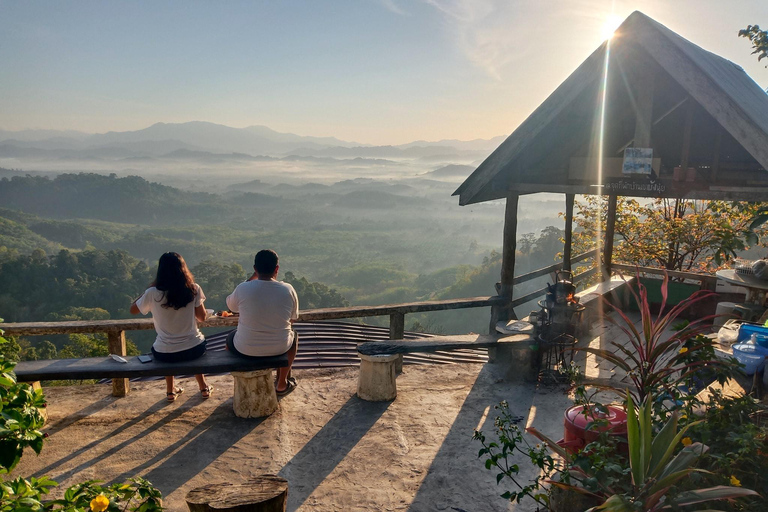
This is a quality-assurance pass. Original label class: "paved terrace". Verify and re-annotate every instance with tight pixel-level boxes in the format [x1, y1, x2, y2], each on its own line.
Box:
[13, 309, 733, 512]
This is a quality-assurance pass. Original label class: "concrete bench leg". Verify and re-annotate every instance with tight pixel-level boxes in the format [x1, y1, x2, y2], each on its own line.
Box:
[231, 369, 279, 418]
[357, 353, 399, 402]
[488, 344, 537, 383]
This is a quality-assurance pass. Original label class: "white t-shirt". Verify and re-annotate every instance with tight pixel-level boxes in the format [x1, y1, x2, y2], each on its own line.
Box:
[135, 283, 206, 353]
[226, 279, 299, 357]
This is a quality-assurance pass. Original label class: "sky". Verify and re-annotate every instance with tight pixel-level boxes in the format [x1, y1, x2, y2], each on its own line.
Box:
[1, 0, 767, 145]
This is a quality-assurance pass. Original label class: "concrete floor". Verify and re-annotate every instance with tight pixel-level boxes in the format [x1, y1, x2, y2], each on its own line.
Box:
[12, 361, 575, 512]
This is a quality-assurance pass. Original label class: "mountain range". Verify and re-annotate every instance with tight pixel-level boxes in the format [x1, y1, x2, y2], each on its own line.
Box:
[0, 121, 505, 161]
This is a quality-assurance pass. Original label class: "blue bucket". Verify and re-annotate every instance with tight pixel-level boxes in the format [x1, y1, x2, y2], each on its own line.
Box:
[732, 343, 768, 375]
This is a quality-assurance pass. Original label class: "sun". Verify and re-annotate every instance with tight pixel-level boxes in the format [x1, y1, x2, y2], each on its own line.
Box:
[600, 13, 624, 41]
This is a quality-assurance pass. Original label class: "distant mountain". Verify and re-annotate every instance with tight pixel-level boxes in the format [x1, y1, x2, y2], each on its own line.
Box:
[423, 164, 474, 178]
[397, 136, 506, 152]
[87, 121, 361, 155]
[0, 122, 505, 161]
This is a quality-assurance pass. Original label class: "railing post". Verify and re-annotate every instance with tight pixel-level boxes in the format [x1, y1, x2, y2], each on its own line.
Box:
[389, 312, 405, 374]
[107, 330, 129, 397]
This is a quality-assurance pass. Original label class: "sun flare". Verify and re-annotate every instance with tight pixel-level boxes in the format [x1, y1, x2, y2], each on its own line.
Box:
[600, 13, 624, 41]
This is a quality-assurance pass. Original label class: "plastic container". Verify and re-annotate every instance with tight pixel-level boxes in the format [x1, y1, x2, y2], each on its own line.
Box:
[714, 301, 736, 328]
[732, 343, 768, 375]
[736, 323, 768, 346]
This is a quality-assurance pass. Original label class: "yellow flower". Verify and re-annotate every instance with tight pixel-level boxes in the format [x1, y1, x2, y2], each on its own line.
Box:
[679, 347, 689, 354]
[730, 475, 742, 487]
[90, 495, 110, 512]
[681, 437, 692, 446]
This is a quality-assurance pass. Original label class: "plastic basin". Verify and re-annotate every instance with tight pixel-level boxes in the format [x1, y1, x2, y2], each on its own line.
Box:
[732, 343, 768, 375]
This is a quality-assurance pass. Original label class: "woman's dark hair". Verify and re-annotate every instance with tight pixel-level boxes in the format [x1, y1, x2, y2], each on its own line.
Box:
[151, 252, 197, 310]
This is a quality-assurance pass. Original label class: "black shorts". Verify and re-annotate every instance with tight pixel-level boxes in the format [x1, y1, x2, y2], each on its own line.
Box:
[225, 329, 296, 359]
[151, 340, 207, 363]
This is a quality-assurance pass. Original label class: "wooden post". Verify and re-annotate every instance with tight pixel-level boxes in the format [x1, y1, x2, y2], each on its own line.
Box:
[563, 193, 575, 271]
[500, 194, 520, 321]
[107, 330, 129, 397]
[602, 195, 618, 281]
[186, 476, 288, 512]
[389, 312, 405, 373]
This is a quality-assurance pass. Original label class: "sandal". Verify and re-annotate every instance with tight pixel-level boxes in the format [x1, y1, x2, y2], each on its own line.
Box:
[200, 386, 213, 399]
[167, 386, 184, 402]
[276, 379, 297, 397]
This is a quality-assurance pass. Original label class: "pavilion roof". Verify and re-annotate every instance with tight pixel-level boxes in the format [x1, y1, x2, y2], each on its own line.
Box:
[455, 11, 768, 205]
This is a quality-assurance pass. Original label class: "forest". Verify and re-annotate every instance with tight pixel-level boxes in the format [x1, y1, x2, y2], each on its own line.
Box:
[0, 172, 565, 356]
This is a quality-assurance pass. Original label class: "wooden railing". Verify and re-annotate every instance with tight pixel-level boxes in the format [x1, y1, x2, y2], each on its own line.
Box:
[611, 263, 718, 289]
[1, 249, 602, 395]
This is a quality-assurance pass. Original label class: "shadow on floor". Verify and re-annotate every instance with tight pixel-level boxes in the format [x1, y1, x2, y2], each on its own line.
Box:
[35, 397, 174, 480]
[117, 400, 264, 496]
[42, 392, 115, 437]
[407, 364, 540, 512]
[279, 395, 391, 512]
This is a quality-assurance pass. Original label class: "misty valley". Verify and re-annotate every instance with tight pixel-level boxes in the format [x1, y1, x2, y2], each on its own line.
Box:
[0, 122, 568, 354]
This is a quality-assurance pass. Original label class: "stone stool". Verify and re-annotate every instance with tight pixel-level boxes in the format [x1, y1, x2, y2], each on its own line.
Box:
[357, 353, 399, 401]
[232, 369, 279, 418]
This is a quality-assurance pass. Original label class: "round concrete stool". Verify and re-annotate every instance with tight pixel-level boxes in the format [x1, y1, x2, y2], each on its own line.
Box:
[357, 353, 399, 401]
[231, 369, 279, 418]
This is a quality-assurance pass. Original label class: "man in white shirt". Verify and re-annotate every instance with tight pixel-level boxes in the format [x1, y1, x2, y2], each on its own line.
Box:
[226, 249, 299, 395]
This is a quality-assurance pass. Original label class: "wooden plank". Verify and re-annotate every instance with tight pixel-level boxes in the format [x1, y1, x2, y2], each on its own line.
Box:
[1, 296, 506, 335]
[14, 350, 290, 382]
[358, 334, 532, 356]
[563, 194, 575, 271]
[611, 263, 716, 286]
[513, 249, 598, 285]
[506, 182, 768, 201]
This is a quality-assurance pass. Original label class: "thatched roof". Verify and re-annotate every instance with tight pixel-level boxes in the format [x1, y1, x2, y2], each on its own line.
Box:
[455, 11, 768, 205]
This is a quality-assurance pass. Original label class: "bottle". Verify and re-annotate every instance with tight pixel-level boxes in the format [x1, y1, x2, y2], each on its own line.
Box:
[749, 333, 758, 345]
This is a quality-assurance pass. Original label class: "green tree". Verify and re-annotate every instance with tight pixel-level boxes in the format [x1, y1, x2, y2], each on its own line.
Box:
[283, 271, 349, 309]
[739, 24, 768, 65]
[571, 197, 765, 273]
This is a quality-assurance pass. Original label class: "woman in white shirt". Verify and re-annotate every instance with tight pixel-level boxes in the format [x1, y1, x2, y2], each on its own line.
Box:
[130, 252, 211, 401]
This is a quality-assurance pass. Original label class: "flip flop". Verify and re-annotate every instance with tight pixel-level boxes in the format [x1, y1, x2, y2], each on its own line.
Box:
[276, 379, 297, 397]
[167, 386, 184, 402]
[200, 386, 213, 399]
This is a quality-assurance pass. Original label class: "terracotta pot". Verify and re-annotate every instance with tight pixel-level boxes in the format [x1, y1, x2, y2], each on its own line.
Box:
[673, 166, 685, 181]
[686, 167, 697, 182]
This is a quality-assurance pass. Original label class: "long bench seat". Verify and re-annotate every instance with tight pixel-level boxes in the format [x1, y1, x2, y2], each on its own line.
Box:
[15, 351, 290, 418]
[14, 350, 289, 381]
[356, 333, 536, 401]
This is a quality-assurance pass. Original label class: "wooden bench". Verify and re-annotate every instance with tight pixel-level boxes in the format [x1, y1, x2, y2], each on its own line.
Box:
[14, 350, 290, 418]
[356, 333, 536, 401]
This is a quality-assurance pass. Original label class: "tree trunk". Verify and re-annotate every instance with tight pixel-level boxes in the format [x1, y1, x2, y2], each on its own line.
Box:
[185, 476, 288, 512]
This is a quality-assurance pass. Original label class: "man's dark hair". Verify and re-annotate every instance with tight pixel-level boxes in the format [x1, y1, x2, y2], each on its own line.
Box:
[254, 249, 279, 275]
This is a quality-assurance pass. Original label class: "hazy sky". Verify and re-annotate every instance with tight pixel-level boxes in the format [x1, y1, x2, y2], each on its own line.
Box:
[2, 0, 767, 144]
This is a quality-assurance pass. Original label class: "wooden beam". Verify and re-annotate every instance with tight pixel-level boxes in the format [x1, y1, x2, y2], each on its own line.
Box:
[563, 194, 575, 271]
[603, 195, 618, 280]
[500, 194, 520, 320]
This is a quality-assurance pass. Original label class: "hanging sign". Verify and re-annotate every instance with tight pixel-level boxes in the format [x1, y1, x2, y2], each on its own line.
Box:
[622, 147, 653, 175]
